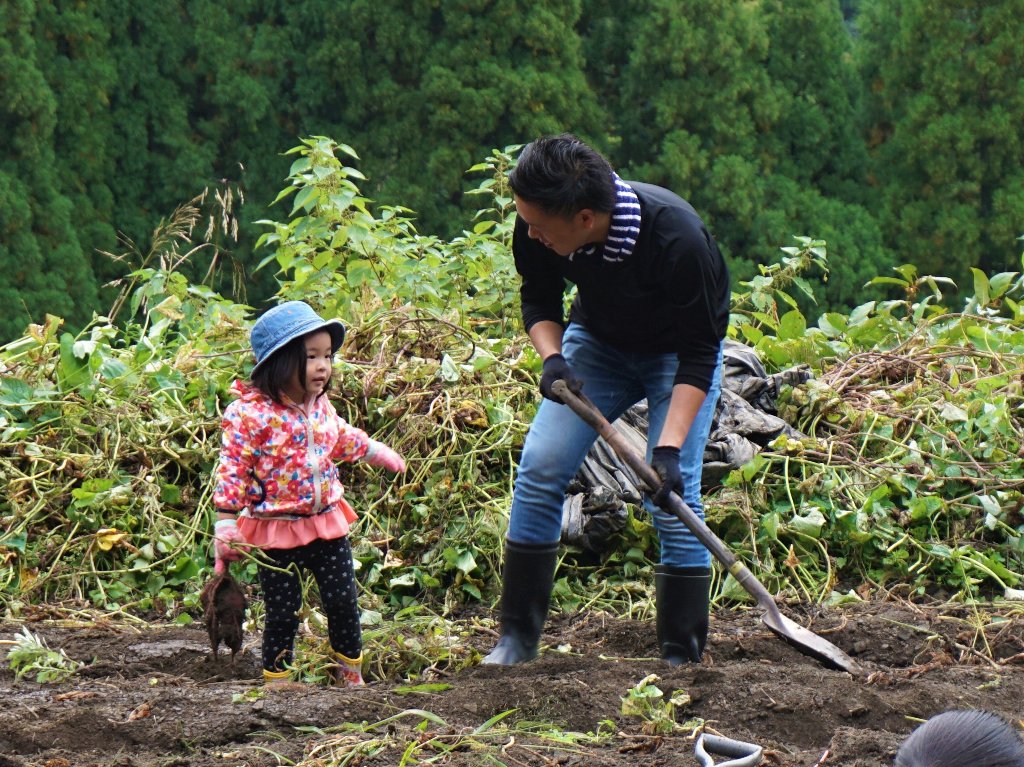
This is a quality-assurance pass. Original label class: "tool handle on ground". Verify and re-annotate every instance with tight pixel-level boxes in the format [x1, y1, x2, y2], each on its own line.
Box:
[695, 733, 764, 767]
[552, 381, 777, 609]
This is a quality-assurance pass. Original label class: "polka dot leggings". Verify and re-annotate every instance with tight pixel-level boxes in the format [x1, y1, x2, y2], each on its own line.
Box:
[258, 536, 361, 672]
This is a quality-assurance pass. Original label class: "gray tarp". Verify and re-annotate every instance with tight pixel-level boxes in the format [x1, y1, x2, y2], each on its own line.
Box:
[561, 340, 812, 550]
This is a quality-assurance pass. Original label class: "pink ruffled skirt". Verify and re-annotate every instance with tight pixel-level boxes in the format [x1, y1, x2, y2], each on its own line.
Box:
[238, 500, 358, 550]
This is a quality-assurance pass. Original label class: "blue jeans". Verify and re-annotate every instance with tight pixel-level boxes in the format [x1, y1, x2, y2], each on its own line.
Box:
[508, 323, 723, 568]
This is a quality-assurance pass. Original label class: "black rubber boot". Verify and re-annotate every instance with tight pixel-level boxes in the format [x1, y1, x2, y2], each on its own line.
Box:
[655, 565, 711, 665]
[482, 540, 559, 665]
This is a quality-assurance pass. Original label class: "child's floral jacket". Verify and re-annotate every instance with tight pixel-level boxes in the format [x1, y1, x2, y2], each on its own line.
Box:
[213, 381, 371, 548]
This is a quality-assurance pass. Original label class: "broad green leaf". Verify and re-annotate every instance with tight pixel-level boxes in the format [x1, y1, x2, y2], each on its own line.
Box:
[848, 302, 876, 325]
[787, 507, 826, 538]
[98, 357, 129, 380]
[269, 186, 298, 206]
[58, 333, 92, 393]
[777, 310, 807, 341]
[291, 185, 320, 214]
[818, 313, 847, 336]
[971, 267, 990, 306]
[737, 324, 764, 344]
[345, 259, 374, 287]
[439, 355, 460, 383]
[989, 271, 1018, 299]
[866, 276, 908, 288]
[0, 377, 35, 408]
[453, 550, 476, 575]
[288, 156, 312, 175]
[938, 402, 969, 422]
[0, 532, 27, 552]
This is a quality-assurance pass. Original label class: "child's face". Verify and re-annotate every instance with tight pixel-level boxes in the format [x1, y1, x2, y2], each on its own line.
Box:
[286, 330, 334, 402]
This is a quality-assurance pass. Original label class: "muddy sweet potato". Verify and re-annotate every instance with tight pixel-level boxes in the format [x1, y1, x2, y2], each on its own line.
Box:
[199, 571, 247, 664]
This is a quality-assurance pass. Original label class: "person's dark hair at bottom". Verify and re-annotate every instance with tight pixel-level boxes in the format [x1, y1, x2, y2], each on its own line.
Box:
[895, 710, 1024, 767]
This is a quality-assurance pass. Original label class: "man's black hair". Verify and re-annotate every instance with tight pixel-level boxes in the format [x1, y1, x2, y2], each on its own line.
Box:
[509, 133, 617, 218]
[896, 710, 1024, 767]
[251, 334, 331, 404]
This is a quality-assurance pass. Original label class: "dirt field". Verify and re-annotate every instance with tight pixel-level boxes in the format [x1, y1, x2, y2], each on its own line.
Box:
[1, 598, 1022, 767]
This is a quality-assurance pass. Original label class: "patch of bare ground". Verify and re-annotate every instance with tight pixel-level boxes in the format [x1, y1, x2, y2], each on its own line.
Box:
[1, 598, 1021, 767]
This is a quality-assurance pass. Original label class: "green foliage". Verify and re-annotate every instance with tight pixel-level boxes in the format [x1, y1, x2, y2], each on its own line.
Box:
[4, 627, 82, 683]
[593, 0, 888, 312]
[0, 201, 250, 610]
[858, 0, 1024, 281]
[730, 236, 832, 365]
[254, 137, 520, 326]
[3, 137, 1024, 648]
[758, 0, 866, 198]
[288, 0, 603, 236]
[8, 0, 1022, 348]
[32, 0, 120, 289]
[619, 674, 694, 735]
[718, 245, 1024, 601]
[0, 0, 100, 341]
[0, 143, 535, 622]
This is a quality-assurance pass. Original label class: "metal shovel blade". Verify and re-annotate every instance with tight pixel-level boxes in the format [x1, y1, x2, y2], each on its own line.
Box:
[552, 381, 862, 676]
[760, 604, 859, 673]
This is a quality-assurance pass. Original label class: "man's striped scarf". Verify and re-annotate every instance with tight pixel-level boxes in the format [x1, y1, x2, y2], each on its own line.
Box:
[571, 174, 641, 263]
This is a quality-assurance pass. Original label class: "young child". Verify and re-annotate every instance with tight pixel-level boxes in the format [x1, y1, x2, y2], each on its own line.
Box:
[212, 301, 406, 686]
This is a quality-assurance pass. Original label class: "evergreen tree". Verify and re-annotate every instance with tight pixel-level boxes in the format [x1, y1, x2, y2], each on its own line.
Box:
[756, 0, 888, 308]
[858, 0, 1024, 281]
[599, 0, 886, 310]
[101, 2, 213, 260]
[608, 0, 776, 263]
[90, 0, 273, 302]
[291, 0, 604, 235]
[759, 0, 865, 201]
[839, 0, 861, 24]
[0, 0, 98, 341]
[33, 0, 119, 292]
[182, 0, 296, 303]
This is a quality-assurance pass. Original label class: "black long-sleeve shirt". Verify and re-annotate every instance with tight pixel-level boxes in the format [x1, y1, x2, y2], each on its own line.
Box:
[513, 182, 730, 393]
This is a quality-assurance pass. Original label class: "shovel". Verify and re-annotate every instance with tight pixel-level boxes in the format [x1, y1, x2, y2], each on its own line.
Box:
[552, 380, 862, 675]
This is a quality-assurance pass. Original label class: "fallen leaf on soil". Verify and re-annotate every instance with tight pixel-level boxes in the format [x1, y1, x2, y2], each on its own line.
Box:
[127, 701, 153, 720]
[53, 690, 98, 701]
[618, 734, 662, 754]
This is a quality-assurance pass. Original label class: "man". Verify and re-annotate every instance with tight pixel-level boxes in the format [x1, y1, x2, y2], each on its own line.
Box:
[483, 133, 730, 666]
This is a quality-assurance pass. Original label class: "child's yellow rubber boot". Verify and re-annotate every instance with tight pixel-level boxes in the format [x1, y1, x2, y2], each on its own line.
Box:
[262, 668, 293, 687]
[329, 651, 365, 687]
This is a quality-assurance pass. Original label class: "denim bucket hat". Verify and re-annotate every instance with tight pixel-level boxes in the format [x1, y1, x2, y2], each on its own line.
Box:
[250, 301, 346, 374]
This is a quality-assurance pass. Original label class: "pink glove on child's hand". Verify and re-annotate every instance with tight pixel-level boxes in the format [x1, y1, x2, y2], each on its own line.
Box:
[214, 518, 247, 566]
[363, 440, 406, 473]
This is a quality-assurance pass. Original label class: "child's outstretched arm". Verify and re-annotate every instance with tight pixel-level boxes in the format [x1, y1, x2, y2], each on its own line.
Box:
[362, 439, 406, 473]
[331, 414, 406, 473]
